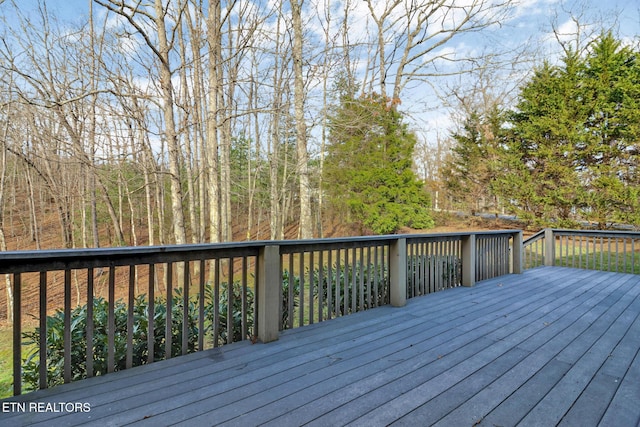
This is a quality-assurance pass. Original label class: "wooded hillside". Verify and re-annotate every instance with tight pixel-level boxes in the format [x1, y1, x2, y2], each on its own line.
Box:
[3, 0, 512, 250]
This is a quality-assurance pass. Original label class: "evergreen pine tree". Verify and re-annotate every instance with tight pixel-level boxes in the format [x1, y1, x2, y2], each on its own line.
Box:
[324, 93, 433, 234]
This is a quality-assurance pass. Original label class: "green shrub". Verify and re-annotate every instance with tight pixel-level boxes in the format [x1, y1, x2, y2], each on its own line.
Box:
[22, 283, 254, 392]
[407, 254, 461, 296]
[281, 269, 301, 329]
[314, 263, 388, 317]
[206, 281, 255, 345]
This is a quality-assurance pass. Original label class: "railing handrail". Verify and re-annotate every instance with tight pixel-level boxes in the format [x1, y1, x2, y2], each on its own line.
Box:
[2, 229, 523, 397]
[551, 228, 640, 239]
[523, 228, 640, 272]
[523, 229, 546, 246]
[0, 229, 522, 274]
[525, 228, 640, 241]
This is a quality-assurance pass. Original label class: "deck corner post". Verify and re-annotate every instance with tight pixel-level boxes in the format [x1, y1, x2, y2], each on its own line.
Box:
[512, 231, 523, 274]
[390, 238, 407, 307]
[544, 228, 555, 267]
[462, 234, 476, 287]
[257, 245, 280, 343]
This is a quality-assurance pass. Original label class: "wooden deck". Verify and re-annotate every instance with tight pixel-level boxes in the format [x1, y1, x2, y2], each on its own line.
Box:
[2, 266, 639, 427]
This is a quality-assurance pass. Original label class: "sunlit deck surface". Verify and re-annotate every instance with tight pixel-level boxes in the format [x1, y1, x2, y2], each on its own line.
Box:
[3, 266, 640, 427]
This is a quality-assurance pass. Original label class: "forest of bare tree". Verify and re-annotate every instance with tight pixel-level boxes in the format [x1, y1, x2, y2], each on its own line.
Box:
[1, 0, 638, 254]
[0, 0, 527, 252]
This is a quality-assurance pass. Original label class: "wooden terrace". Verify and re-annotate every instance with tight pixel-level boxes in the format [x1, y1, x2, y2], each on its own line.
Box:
[2, 265, 639, 426]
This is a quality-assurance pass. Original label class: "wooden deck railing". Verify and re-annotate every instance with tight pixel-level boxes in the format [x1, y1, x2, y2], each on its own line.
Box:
[0, 230, 522, 396]
[524, 228, 640, 273]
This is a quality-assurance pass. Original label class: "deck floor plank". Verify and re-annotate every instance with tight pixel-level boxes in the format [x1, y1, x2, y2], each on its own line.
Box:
[342, 273, 629, 427]
[430, 272, 640, 427]
[518, 274, 640, 426]
[476, 358, 574, 426]
[174, 270, 580, 422]
[1, 267, 639, 427]
[599, 347, 640, 427]
[32, 311, 422, 426]
[127, 270, 584, 422]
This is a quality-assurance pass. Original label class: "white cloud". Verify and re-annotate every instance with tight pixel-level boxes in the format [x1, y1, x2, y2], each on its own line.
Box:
[511, 0, 563, 19]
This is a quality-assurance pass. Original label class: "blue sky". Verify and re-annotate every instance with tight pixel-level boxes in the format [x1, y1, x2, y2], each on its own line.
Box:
[5, 1, 638, 86]
[3, 0, 639, 154]
[8, 0, 638, 58]
[11, 0, 637, 41]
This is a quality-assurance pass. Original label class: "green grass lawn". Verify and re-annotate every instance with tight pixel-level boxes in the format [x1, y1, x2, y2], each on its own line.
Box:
[0, 327, 14, 398]
[525, 245, 640, 274]
[555, 250, 640, 274]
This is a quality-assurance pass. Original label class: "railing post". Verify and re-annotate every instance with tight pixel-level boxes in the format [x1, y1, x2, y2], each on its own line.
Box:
[462, 234, 476, 287]
[13, 273, 21, 396]
[512, 231, 523, 274]
[257, 245, 280, 343]
[544, 229, 555, 266]
[389, 238, 407, 307]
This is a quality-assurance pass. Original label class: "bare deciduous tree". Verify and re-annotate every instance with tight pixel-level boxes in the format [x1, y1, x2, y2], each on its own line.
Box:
[94, 0, 188, 246]
[364, 0, 514, 101]
[291, 0, 312, 239]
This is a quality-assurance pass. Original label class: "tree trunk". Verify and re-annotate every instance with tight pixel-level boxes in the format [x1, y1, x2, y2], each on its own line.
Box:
[177, 11, 199, 244]
[185, 3, 208, 243]
[207, 0, 222, 244]
[154, 0, 187, 246]
[291, 0, 312, 239]
[269, 9, 284, 241]
[0, 112, 13, 322]
[24, 165, 41, 248]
